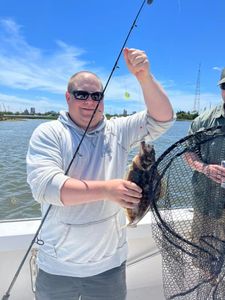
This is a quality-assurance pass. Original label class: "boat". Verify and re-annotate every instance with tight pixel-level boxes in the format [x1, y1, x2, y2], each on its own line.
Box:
[0, 211, 165, 299]
[0, 208, 193, 300]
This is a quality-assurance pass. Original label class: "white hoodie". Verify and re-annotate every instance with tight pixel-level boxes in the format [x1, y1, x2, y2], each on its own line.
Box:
[27, 110, 174, 277]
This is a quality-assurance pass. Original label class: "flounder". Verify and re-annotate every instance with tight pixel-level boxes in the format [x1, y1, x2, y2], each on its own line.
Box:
[126, 141, 162, 227]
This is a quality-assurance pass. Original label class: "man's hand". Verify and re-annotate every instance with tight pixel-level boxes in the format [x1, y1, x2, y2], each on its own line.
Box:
[202, 164, 225, 184]
[104, 179, 142, 209]
[123, 48, 150, 82]
[123, 47, 173, 122]
[185, 153, 225, 184]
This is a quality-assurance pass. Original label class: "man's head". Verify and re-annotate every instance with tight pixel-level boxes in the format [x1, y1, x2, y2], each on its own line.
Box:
[66, 71, 104, 130]
[218, 68, 225, 102]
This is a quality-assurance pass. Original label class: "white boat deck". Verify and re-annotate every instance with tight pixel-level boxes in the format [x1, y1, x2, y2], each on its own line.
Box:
[0, 209, 193, 300]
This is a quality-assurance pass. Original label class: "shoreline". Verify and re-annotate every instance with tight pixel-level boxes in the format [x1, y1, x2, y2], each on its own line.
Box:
[0, 115, 56, 121]
[0, 115, 194, 122]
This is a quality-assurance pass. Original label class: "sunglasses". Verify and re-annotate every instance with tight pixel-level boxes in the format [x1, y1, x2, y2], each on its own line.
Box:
[70, 90, 104, 102]
[220, 83, 225, 91]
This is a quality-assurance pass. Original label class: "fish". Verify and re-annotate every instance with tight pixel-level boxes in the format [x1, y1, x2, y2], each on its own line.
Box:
[126, 141, 162, 227]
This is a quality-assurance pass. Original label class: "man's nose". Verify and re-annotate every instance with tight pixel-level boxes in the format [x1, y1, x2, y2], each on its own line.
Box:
[84, 97, 98, 105]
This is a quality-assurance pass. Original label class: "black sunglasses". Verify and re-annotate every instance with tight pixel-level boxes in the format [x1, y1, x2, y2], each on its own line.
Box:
[70, 90, 104, 102]
[220, 83, 225, 91]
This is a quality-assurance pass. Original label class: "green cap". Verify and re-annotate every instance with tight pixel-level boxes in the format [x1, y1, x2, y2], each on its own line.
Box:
[218, 68, 225, 85]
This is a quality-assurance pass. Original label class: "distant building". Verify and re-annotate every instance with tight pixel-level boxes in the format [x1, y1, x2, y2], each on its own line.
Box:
[123, 109, 127, 116]
[30, 107, 35, 114]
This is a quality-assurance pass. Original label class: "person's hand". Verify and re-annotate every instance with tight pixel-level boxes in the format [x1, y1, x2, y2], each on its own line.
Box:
[202, 164, 225, 184]
[104, 179, 142, 208]
[123, 48, 150, 81]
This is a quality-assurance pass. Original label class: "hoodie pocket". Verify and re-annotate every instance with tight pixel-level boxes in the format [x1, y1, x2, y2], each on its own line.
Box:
[54, 210, 126, 264]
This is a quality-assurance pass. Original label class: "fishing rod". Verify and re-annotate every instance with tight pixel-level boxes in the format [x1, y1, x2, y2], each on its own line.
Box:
[1, 0, 154, 298]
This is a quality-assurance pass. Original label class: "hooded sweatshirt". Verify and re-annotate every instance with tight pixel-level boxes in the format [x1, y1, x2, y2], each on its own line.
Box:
[27, 110, 174, 277]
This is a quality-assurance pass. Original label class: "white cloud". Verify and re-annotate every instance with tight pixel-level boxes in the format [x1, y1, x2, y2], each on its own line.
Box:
[0, 18, 90, 93]
[0, 93, 66, 113]
[0, 18, 222, 115]
[213, 66, 222, 72]
[168, 89, 221, 113]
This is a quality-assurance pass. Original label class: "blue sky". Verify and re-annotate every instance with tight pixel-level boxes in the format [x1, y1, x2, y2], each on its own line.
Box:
[0, 0, 224, 114]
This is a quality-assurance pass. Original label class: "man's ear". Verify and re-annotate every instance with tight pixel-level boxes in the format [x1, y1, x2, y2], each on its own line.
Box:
[65, 91, 70, 104]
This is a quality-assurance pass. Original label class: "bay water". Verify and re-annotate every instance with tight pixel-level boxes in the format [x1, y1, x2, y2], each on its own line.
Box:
[0, 119, 191, 220]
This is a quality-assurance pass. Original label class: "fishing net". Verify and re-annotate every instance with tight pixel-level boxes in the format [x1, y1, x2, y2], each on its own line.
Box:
[149, 125, 225, 300]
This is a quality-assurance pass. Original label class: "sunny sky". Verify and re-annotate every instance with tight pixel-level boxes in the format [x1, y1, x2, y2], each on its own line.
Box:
[0, 0, 224, 114]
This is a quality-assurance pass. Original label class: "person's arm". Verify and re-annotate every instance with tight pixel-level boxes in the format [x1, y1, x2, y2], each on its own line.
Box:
[27, 121, 143, 208]
[123, 48, 173, 122]
[61, 178, 142, 208]
[185, 152, 209, 174]
[184, 152, 225, 184]
[186, 116, 225, 184]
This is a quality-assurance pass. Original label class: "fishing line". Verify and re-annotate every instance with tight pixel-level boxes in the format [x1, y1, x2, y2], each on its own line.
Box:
[1, 0, 154, 299]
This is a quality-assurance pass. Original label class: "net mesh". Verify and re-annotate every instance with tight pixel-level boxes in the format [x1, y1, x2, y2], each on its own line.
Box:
[149, 125, 225, 300]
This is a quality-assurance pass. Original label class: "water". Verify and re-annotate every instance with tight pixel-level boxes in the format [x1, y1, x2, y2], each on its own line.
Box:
[0, 119, 191, 220]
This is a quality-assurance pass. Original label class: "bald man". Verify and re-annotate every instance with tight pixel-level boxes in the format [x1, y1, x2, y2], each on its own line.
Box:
[27, 48, 175, 300]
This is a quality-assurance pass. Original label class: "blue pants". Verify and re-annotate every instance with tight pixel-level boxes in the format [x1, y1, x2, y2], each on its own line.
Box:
[35, 262, 127, 300]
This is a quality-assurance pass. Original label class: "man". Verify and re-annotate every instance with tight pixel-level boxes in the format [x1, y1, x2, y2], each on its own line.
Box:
[187, 67, 225, 207]
[185, 68, 225, 279]
[27, 47, 174, 300]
